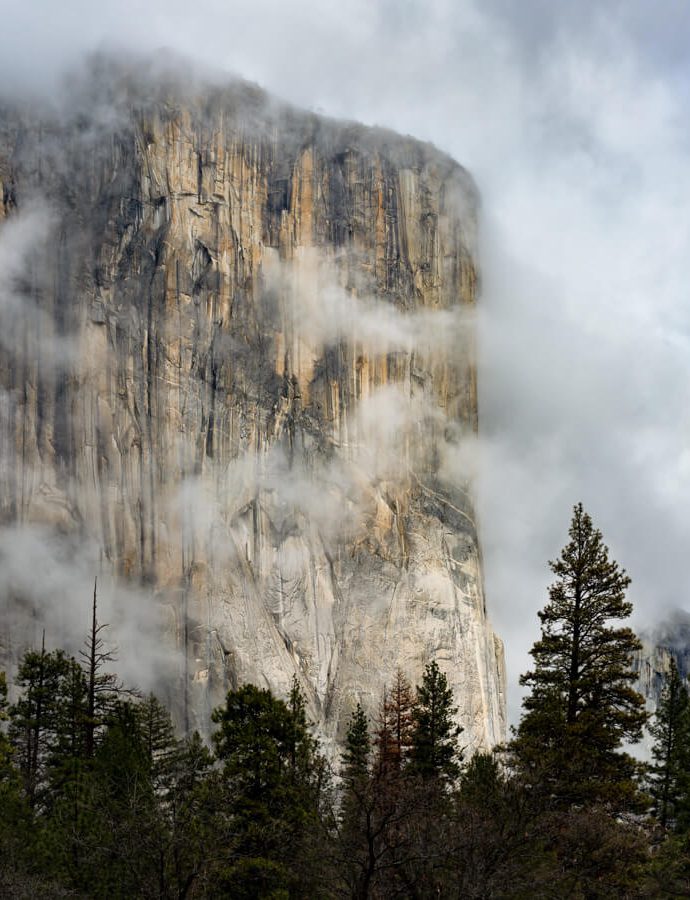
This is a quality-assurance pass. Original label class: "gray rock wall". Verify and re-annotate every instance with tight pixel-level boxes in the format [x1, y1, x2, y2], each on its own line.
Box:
[0, 61, 505, 750]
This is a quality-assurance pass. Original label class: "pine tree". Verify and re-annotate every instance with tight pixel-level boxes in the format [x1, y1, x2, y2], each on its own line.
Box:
[286, 676, 319, 784]
[458, 751, 505, 809]
[374, 670, 414, 775]
[8, 643, 88, 809]
[342, 703, 370, 783]
[512, 503, 647, 808]
[135, 693, 178, 798]
[64, 699, 161, 898]
[211, 682, 329, 897]
[163, 730, 215, 898]
[0, 671, 9, 762]
[649, 659, 690, 829]
[0, 670, 24, 797]
[0, 672, 36, 896]
[336, 704, 375, 897]
[410, 660, 462, 784]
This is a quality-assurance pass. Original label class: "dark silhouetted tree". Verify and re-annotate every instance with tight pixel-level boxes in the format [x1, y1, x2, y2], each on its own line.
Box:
[162, 730, 215, 898]
[136, 692, 178, 798]
[649, 658, 690, 830]
[0, 670, 37, 892]
[374, 670, 414, 775]
[80, 578, 128, 759]
[9, 642, 87, 810]
[410, 660, 462, 784]
[64, 700, 160, 898]
[512, 503, 647, 808]
[211, 681, 329, 897]
[342, 703, 370, 784]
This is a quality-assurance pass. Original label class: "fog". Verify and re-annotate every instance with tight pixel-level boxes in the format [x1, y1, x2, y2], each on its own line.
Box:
[0, 524, 177, 696]
[2, 0, 689, 720]
[263, 249, 474, 360]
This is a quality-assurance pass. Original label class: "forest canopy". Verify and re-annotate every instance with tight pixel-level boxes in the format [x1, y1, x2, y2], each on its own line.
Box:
[0, 505, 687, 898]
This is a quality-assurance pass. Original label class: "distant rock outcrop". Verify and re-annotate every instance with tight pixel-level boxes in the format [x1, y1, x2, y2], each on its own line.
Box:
[634, 613, 690, 707]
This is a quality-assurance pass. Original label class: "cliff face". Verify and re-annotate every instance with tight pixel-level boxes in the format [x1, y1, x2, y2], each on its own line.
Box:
[0, 60, 505, 749]
[634, 617, 690, 705]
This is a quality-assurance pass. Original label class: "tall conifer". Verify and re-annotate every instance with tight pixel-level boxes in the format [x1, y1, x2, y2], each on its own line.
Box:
[342, 703, 370, 783]
[649, 659, 690, 829]
[512, 503, 647, 808]
[374, 670, 414, 775]
[410, 661, 462, 783]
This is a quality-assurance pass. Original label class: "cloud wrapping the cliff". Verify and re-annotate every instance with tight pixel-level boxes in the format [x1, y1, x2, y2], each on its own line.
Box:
[0, 204, 78, 369]
[1, 0, 690, 723]
[168, 381, 452, 561]
[262, 249, 473, 359]
[0, 525, 177, 698]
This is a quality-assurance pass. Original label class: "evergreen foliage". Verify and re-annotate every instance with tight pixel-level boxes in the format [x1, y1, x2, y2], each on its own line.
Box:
[162, 729, 216, 897]
[342, 703, 370, 782]
[512, 502, 647, 808]
[649, 658, 690, 830]
[67, 699, 161, 898]
[410, 660, 462, 783]
[211, 680, 329, 897]
[0, 671, 36, 894]
[136, 692, 179, 795]
[459, 751, 504, 809]
[0, 512, 683, 895]
[8, 644, 88, 810]
[0, 670, 11, 768]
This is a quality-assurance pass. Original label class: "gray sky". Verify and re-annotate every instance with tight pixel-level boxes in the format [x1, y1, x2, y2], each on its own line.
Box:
[3, 0, 690, 720]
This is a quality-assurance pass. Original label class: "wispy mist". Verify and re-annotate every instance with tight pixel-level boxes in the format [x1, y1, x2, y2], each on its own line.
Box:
[0, 0, 689, 723]
[263, 249, 474, 359]
[0, 204, 79, 369]
[0, 525, 176, 698]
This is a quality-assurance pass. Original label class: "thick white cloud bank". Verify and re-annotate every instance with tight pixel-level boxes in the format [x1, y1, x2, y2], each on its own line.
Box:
[2, 0, 690, 720]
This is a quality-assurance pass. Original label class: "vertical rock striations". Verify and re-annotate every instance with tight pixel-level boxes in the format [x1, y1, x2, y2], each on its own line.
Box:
[634, 615, 690, 706]
[0, 58, 505, 749]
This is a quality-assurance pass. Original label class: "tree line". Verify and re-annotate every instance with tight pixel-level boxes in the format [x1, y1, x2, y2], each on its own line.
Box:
[1, 503, 690, 897]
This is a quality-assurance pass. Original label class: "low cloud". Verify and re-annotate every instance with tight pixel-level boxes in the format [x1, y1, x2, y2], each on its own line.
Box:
[0, 204, 78, 370]
[0, 525, 176, 696]
[167, 380, 458, 560]
[1, 0, 689, 726]
[263, 249, 473, 359]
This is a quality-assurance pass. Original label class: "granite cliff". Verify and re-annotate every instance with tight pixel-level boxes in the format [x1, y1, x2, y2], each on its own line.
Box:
[635, 615, 690, 706]
[0, 57, 505, 750]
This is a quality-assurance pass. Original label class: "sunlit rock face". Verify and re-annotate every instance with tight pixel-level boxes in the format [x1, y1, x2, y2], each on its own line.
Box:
[0, 58, 505, 750]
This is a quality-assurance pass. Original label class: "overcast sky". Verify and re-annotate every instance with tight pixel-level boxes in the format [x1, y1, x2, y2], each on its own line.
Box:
[3, 0, 690, 719]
